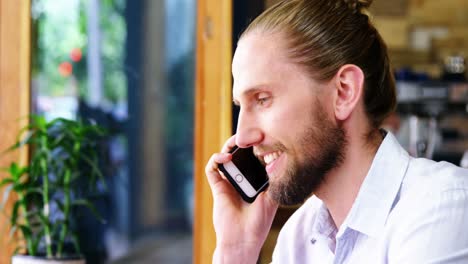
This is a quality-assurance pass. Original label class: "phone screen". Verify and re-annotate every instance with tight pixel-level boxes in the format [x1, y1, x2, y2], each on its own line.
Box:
[231, 147, 268, 190]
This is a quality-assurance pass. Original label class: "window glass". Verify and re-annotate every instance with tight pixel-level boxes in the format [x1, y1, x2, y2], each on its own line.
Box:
[31, 0, 195, 262]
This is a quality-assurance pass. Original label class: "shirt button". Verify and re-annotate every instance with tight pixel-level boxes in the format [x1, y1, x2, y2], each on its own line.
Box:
[310, 238, 317, 244]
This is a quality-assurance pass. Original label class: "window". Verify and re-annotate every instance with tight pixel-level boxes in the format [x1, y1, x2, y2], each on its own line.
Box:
[31, 0, 195, 262]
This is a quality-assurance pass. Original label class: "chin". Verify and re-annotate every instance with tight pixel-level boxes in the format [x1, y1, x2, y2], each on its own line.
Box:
[267, 167, 326, 206]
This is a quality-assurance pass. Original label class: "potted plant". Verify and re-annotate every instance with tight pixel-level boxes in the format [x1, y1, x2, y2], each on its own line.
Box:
[0, 115, 107, 264]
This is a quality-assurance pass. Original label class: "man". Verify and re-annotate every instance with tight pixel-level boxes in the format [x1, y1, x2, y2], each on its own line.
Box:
[205, 0, 468, 263]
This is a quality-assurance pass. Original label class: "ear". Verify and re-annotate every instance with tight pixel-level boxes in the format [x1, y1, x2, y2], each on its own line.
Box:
[333, 64, 364, 121]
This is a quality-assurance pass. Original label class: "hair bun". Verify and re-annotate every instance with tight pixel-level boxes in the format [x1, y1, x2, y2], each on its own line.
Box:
[344, 0, 373, 13]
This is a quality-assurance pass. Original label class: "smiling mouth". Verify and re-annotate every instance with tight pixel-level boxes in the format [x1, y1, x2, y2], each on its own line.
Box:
[263, 151, 282, 165]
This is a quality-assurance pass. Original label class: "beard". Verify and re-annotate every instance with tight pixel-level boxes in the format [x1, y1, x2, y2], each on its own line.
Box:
[267, 103, 347, 206]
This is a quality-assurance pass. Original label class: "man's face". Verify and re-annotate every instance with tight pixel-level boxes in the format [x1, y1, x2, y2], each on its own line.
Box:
[232, 32, 346, 205]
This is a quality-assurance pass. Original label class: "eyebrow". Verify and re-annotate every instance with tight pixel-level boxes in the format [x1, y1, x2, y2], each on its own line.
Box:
[232, 86, 266, 106]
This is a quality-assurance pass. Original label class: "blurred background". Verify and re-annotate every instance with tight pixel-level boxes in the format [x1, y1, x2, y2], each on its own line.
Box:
[30, 0, 195, 263]
[1, 0, 468, 263]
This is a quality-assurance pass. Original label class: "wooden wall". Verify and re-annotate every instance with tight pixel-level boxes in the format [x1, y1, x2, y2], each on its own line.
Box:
[193, 0, 233, 263]
[0, 0, 31, 263]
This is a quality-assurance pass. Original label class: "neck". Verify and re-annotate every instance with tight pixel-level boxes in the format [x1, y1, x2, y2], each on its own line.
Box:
[314, 127, 383, 229]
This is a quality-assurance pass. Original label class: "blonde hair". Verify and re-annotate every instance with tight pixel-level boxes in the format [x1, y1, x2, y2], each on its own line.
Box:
[241, 0, 396, 128]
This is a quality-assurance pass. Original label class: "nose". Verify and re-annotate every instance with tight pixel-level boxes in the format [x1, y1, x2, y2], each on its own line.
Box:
[235, 110, 263, 148]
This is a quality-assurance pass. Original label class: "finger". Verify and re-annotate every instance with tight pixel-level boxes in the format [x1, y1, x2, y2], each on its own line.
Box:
[213, 152, 232, 164]
[221, 135, 237, 153]
[205, 153, 231, 187]
[205, 153, 240, 201]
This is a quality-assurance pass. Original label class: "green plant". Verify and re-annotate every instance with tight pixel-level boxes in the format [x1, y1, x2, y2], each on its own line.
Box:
[0, 115, 106, 259]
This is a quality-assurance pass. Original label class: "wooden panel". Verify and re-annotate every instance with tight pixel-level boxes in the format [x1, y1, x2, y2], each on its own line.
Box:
[370, 0, 409, 16]
[0, 0, 31, 263]
[193, 0, 232, 263]
[409, 0, 468, 26]
[373, 17, 410, 49]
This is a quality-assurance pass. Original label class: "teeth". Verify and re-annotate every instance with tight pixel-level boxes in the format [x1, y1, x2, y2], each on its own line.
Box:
[264, 151, 281, 165]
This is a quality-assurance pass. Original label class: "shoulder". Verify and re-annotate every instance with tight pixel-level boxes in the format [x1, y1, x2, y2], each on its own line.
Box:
[393, 158, 468, 223]
[401, 158, 468, 198]
[385, 159, 468, 262]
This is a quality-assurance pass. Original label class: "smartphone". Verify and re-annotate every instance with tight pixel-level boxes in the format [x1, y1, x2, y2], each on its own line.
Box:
[218, 146, 269, 203]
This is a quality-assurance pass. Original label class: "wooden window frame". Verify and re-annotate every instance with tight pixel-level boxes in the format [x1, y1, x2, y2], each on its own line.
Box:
[0, 0, 31, 262]
[193, 0, 233, 263]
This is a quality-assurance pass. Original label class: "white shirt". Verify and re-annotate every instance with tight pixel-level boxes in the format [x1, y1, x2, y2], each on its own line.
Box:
[272, 132, 468, 263]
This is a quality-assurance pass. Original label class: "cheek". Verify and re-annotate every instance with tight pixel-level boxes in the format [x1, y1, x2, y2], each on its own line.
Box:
[263, 103, 312, 144]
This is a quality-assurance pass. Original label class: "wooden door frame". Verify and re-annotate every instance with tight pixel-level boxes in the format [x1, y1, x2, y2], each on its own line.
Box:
[193, 0, 232, 263]
[0, 0, 31, 262]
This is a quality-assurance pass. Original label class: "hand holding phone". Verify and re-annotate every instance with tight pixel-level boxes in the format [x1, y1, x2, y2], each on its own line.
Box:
[205, 139, 278, 262]
[218, 146, 269, 203]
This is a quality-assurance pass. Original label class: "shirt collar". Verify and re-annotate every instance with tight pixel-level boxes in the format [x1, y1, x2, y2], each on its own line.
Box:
[314, 202, 338, 238]
[339, 131, 410, 238]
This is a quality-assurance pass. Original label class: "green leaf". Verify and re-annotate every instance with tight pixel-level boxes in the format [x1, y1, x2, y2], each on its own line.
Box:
[37, 212, 49, 227]
[71, 232, 82, 255]
[9, 163, 19, 178]
[72, 199, 106, 224]
[31, 227, 44, 256]
[0, 177, 14, 189]
[51, 219, 64, 238]
[18, 224, 32, 241]
[12, 181, 30, 192]
[13, 130, 35, 150]
[80, 154, 106, 188]
[24, 187, 44, 198]
[48, 117, 70, 128]
[5, 162, 27, 181]
[51, 132, 65, 146]
[33, 115, 47, 131]
[10, 200, 22, 226]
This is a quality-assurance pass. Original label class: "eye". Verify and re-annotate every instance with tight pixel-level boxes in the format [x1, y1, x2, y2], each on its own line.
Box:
[256, 93, 271, 106]
[258, 97, 269, 105]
